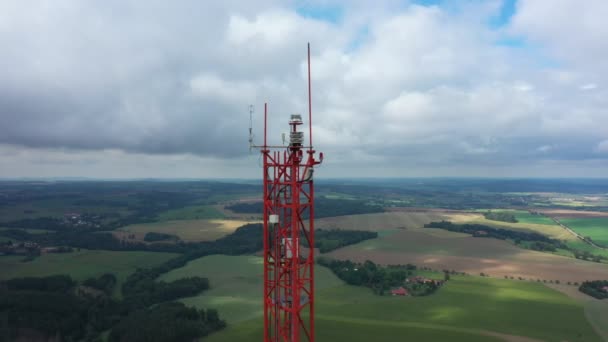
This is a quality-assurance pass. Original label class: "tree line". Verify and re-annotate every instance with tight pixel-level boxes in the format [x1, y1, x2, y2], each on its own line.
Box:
[226, 197, 384, 218]
[424, 221, 564, 252]
[579, 280, 608, 299]
[315, 229, 378, 253]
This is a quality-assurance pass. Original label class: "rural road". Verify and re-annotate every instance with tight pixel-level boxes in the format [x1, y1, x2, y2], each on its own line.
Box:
[548, 216, 607, 250]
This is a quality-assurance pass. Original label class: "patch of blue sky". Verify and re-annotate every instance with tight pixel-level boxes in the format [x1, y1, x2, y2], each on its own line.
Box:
[495, 36, 525, 48]
[347, 25, 369, 52]
[410, 0, 444, 6]
[489, 0, 517, 28]
[295, 3, 343, 24]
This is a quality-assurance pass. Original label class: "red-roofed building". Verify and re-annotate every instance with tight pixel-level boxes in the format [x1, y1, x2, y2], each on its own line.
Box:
[391, 287, 409, 296]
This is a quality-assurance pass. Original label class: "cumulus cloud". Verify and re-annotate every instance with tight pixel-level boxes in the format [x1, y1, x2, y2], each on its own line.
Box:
[0, 0, 607, 177]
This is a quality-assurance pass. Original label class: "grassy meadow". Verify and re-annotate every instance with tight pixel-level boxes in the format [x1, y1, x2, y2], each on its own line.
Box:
[160, 255, 343, 324]
[195, 255, 600, 342]
[0, 249, 177, 297]
[560, 217, 608, 247]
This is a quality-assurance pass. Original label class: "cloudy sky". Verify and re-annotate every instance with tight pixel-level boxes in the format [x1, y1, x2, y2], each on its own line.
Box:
[1, 0, 607, 178]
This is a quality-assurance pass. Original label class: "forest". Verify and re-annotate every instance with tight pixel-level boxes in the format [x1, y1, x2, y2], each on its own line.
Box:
[0, 274, 224, 342]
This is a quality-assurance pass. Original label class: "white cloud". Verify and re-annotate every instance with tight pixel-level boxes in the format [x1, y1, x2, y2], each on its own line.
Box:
[580, 83, 598, 90]
[537, 145, 552, 153]
[0, 0, 607, 177]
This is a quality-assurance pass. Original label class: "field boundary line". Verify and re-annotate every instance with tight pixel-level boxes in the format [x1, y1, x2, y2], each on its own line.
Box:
[315, 314, 542, 342]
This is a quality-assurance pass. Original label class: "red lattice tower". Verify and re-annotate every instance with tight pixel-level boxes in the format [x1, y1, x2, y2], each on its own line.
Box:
[253, 44, 323, 342]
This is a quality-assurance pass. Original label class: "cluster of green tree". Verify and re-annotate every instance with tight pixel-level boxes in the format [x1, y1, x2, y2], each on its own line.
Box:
[143, 232, 177, 242]
[108, 302, 225, 342]
[424, 221, 564, 252]
[405, 278, 443, 296]
[122, 276, 209, 309]
[483, 211, 518, 223]
[573, 250, 606, 263]
[317, 258, 415, 295]
[578, 280, 608, 299]
[0, 274, 225, 342]
[83, 273, 117, 295]
[0, 275, 118, 341]
[315, 229, 378, 253]
[226, 197, 384, 218]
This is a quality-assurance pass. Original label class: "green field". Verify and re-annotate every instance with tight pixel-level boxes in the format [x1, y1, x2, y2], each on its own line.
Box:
[565, 239, 608, 258]
[560, 217, 608, 247]
[160, 255, 343, 324]
[585, 300, 608, 341]
[0, 250, 177, 297]
[163, 255, 600, 342]
[157, 204, 225, 221]
[512, 210, 556, 225]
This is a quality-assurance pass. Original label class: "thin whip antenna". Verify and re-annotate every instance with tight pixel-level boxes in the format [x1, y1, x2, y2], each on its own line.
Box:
[248, 104, 254, 152]
[307, 42, 313, 151]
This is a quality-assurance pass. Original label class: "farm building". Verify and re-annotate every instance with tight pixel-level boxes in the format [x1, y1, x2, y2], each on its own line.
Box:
[391, 287, 409, 296]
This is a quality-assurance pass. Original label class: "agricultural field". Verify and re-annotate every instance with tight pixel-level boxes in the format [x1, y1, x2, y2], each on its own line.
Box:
[204, 261, 600, 342]
[585, 300, 608, 341]
[564, 239, 608, 258]
[322, 212, 608, 282]
[313, 211, 446, 232]
[559, 217, 608, 247]
[160, 255, 343, 324]
[156, 204, 225, 221]
[116, 219, 258, 242]
[0, 249, 177, 297]
[447, 212, 572, 241]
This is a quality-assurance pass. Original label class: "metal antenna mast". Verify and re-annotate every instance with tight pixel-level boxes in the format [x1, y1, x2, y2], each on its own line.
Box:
[249, 105, 255, 151]
[251, 43, 323, 342]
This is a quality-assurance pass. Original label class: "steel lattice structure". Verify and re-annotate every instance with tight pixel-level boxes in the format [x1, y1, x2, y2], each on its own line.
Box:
[253, 44, 323, 342]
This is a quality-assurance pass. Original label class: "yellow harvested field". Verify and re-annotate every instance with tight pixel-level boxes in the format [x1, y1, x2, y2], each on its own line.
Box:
[446, 213, 576, 241]
[117, 219, 260, 242]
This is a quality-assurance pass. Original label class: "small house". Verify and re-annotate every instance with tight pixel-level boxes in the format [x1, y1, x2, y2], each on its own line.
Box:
[391, 287, 409, 296]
